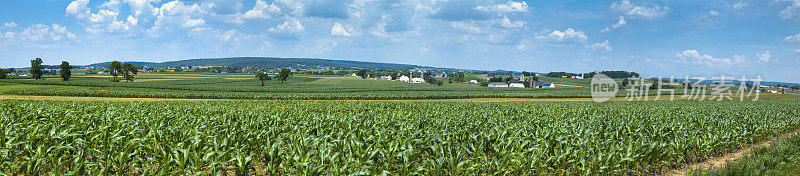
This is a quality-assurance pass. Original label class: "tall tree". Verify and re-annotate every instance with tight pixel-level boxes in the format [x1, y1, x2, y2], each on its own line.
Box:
[277, 68, 293, 84]
[60, 61, 72, 81]
[30, 58, 44, 80]
[122, 63, 138, 82]
[255, 72, 271, 86]
[109, 61, 123, 82]
[0, 69, 6, 79]
[356, 69, 369, 79]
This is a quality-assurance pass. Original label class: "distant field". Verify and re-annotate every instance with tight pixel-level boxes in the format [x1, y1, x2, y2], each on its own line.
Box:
[0, 73, 600, 100]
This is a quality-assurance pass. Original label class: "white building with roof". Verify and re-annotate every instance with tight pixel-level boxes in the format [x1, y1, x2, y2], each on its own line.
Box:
[396, 75, 410, 82]
[379, 76, 392, 80]
[410, 78, 425, 83]
[509, 83, 526, 88]
[488, 82, 508, 87]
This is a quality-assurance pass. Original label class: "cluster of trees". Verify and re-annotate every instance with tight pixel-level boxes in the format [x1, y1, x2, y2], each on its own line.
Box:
[584, 71, 640, 79]
[25, 58, 73, 81]
[254, 68, 294, 86]
[545, 72, 578, 78]
[776, 84, 800, 90]
[423, 76, 444, 86]
[108, 61, 139, 82]
[448, 73, 465, 83]
[0, 69, 6, 79]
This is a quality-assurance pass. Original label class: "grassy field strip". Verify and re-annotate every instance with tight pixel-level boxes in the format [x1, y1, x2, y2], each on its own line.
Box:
[553, 84, 584, 88]
[349, 94, 792, 103]
[0, 94, 792, 102]
[665, 129, 800, 176]
[0, 95, 236, 102]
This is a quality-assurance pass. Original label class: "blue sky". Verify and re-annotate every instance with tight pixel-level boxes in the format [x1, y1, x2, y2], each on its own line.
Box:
[0, 0, 798, 82]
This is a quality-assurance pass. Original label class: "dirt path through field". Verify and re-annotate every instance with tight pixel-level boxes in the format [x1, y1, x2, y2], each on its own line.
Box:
[663, 129, 800, 176]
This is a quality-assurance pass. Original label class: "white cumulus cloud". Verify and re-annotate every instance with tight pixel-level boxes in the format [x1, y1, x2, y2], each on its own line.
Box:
[2, 22, 16, 28]
[588, 40, 612, 51]
[269, 18, 304, 34]
[2, 24, 78, 47]
[537, 28, 587, 42]
[475, 1, 528, 13]
[675, 50, 739, 67]
[611, 0, 669, 20]
[786, 33, 800, 42]
[601, 16, 626, 32]
[243, 0, 281, 19]
[675, 50, 773, 67]
[733, 2, 749, 10]
[779, 0, 800, 19]
[493, 16, 525, 28]
[795, 49, 800, 54]
[183, 18, 206, 27]
[757, 51, 772, 63]
[331, 22, 353, 37]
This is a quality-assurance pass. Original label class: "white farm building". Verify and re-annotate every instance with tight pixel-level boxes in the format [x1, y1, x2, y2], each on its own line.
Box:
[509, 83, 526, 88]
[396, 76, 410, 82]
[488, 82, 508, 87]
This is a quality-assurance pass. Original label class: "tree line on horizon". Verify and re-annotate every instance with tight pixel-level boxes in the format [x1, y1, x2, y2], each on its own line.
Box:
[0, 58, 139, 82]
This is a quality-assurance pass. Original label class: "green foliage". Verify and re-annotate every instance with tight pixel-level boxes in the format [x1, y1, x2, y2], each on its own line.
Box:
[109, 61, 123, 82]
[60, 61, 72, 81]
[0, 69, 6, 79]
[255, 72, 271, 86]
[488, 77, 503, 82]
[122, 63, 138, 82]
[356, 69, 368, 79]
[30, 58, 44, 80]
[423, 76, 443, 86]
[277, 68, 293, 83]
[546, 72, 577, 78]
[584, 71, 640, 79]
[0, 99, 799, 175]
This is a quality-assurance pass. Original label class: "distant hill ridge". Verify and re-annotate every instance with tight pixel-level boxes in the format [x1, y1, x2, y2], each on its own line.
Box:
[86, 57, 459, 71]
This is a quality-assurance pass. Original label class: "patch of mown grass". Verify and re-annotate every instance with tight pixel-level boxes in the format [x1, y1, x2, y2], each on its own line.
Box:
[693, 134, 800, 176]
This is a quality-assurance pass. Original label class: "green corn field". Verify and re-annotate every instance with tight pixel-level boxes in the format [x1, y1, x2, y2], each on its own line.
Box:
[1, 99, 799, 175]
